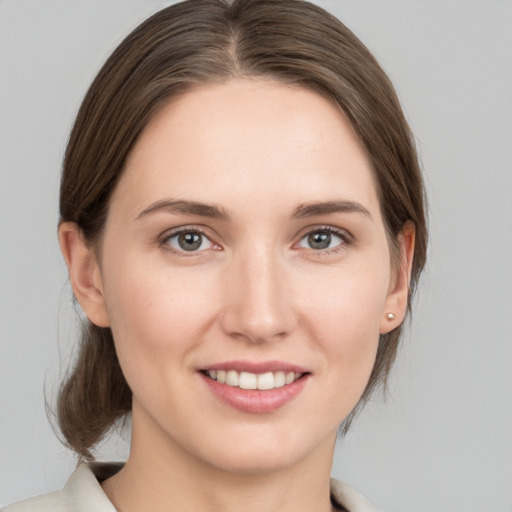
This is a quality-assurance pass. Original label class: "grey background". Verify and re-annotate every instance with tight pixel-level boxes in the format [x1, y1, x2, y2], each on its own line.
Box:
[1, 1, 511, 510]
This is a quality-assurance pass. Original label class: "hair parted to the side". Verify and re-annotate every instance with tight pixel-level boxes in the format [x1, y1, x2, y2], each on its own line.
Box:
[58, 0, 427, 459]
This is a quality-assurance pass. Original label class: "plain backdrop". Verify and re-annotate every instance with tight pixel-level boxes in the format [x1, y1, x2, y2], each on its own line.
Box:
[1, 1, 511, 511]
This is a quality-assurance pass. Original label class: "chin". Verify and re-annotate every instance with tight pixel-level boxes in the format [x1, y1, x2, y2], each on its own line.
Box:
[207, 447, 305, 476]
[193, 425, 335, 476]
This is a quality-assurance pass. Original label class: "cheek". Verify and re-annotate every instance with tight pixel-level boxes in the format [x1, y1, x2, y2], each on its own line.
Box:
[101, 256, 223, 416]
[301, 259, 390, 333]
[102, 254, 219, 365]
[298, 261, 389, 386]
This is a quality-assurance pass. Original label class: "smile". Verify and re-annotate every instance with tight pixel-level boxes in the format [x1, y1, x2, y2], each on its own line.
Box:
[204, 370, 304, 390]
[199, 362, 310, 413]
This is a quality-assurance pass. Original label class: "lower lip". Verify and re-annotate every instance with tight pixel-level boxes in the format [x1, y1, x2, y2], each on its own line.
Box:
[200, 373, 310, 413]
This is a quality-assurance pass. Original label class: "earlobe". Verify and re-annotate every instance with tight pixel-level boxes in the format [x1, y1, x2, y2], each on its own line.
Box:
[380, 222, 416, 334]
[58, 222, 111, 327]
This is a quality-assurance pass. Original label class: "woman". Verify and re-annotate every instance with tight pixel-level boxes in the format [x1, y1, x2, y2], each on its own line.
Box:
[4, 0, 427, 510]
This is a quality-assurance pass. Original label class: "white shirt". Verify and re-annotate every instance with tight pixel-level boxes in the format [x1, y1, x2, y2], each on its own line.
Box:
[3, 462, 378, 512]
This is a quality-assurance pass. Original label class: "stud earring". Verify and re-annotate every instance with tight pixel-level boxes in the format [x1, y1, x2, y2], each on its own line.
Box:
[385, 312, 395, 321]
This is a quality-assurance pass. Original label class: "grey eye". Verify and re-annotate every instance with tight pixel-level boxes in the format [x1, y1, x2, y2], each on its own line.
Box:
[166, 231, 213, 252]
[178, 232, 202, 251]
[308, 232, 331, 249]
[298, 229, 344, 250]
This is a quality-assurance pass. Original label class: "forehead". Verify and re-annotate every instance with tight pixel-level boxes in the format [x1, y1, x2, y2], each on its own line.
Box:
[114, 78, 380, 218]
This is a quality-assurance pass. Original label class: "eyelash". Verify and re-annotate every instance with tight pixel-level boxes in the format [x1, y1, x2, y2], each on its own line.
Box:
[295, 226, 352, 256]
[158, 225, 352, 257]
[158, 226, 217, 257]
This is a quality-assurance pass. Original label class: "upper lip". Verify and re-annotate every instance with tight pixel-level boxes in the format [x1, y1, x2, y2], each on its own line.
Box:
[201, 360, 309, 374]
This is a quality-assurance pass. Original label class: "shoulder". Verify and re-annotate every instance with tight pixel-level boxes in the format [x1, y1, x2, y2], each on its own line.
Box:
[2, 489, 66, 512]
[2, 463, 122, 512]
[330, 477, 380, 512]
[3, 465, 377, 512]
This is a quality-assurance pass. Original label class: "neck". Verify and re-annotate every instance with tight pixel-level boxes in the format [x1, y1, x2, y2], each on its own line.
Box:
[102, 410, 337, 512]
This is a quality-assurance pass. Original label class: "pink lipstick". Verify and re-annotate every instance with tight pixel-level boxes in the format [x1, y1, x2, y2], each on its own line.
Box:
[199, 360, 310, 413]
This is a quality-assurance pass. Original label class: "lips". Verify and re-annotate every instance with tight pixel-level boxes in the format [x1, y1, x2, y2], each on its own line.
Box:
[199, 361, 310, 413]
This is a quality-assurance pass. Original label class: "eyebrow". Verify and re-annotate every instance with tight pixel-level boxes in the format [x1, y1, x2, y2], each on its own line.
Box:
[136, 198, 371, 222]
[292, 200, 372, 220]
[136, 199, 230, 221]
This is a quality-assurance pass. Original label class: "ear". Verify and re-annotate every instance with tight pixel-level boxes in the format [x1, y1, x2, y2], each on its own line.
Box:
[380, 221, 415, 334]
[58, 222, 110, 327]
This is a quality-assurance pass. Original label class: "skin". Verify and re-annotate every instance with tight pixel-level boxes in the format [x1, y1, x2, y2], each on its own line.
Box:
[59, 79, 414, 512]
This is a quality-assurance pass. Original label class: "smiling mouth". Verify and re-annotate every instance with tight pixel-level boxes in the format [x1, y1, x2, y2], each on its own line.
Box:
[202, 370, 306, 390]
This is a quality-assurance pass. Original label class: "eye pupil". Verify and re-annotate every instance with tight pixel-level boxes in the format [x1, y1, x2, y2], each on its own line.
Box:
[178, 232, 202, 251]
[308, 231, 331, 249]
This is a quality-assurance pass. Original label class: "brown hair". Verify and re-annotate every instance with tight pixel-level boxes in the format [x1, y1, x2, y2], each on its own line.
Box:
[58, 0, 427, 459]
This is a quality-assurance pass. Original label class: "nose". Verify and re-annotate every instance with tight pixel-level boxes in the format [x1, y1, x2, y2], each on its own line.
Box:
[220, 245, 296, 344]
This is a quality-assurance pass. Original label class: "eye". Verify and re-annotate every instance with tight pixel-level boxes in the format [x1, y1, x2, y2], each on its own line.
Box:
[163, 229, 216, 253]
[297, 228, 347, 251]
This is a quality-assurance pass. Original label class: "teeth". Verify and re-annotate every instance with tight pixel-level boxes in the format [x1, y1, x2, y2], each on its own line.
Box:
[239, 372, 257, 390]
[206, 370, 303, 390]
[274, 371, 285, 388]
[257, 372, 274, 390]
[226, 370, 239, 387]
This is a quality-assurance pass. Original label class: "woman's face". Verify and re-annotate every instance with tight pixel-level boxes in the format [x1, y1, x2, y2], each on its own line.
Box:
[73, 79, 409, 474]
